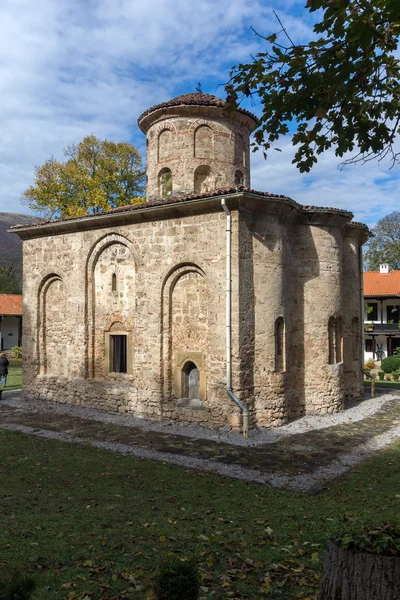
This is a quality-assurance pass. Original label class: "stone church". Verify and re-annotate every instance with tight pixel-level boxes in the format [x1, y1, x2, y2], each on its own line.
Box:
[12, 92, 369, 435]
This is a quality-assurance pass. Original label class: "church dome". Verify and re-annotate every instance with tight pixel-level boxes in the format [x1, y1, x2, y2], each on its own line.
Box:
[138, 92, 258, 127]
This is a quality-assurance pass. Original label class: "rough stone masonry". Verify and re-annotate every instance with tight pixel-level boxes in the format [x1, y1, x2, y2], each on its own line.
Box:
[11, 92, 369, 433]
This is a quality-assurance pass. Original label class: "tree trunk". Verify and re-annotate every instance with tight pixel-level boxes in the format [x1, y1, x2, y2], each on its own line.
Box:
[317, 540, 400, 600]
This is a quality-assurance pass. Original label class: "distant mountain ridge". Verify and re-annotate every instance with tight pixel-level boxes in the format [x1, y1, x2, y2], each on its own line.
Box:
[0, 212, 41, 278]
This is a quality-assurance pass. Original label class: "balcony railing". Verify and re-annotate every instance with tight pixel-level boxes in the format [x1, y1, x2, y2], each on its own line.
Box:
[364, 322, 400, 333]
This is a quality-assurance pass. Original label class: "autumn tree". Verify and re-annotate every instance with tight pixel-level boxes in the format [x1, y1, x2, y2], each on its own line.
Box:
[226, 0, 400, 172]
[364, 211, 400, 270]
[22, 135, 145, 219]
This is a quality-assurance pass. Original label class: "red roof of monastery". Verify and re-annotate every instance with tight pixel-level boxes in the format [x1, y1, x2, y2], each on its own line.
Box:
[10, 186, 359, 231]
[364, 270, 400, 297]
[138, 92, 258, 124]
[0, 294, 22, 315]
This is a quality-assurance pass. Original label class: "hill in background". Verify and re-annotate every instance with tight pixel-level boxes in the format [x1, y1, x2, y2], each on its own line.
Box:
[0, 212, 41, 291]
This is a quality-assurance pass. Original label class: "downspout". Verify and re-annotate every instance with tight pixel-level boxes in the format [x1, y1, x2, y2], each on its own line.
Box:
[360, 245, 365, 367]
[221, 198, 249, 439]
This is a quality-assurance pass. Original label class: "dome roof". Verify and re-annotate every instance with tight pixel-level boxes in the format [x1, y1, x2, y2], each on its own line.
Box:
[138, 92, 258, 125]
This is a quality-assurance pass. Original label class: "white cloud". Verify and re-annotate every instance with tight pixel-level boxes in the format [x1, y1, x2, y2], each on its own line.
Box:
[250, 136, 400, 228]
[0, 0, 398, 229]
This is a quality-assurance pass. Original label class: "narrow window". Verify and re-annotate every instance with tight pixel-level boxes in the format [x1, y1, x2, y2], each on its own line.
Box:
[159, 168, 172, 197]
[328, 317, 337, 364]
[328, 317, 343, 364]
[352, 317, 359, 360]
[336, 317, 343, 362]
[275, 317, 285, 372]
[110, 335, 127, 373]
[181, 361, 200, 399]
[112, 273, 117, 292]
[234, 170, 243, 185]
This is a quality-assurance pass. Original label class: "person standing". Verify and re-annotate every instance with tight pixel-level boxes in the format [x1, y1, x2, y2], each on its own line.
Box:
[0, 353, 9, 387]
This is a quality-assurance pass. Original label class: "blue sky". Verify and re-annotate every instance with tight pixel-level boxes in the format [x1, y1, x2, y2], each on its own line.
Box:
[0, 0, 399, 227]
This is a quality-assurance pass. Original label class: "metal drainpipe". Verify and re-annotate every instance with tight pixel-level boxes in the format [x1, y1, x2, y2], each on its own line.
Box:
[221, 198, 249, 439]
[360, 245, 365, 368]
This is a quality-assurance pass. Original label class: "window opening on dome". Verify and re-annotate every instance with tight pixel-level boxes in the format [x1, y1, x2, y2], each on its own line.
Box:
[159, 168, 173, 197]
[235, 170, 243, 185]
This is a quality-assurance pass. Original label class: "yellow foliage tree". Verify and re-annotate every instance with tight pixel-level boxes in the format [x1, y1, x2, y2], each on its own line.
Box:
[22, 135, 145, 219]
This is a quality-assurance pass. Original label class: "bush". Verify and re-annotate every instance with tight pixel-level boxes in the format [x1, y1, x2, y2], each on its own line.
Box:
[11, 346, 22, 359]
[153, 556, 200, 600]
[378, 371, 385, 380]
[0, 570, 36, 600]
[392, 370, 400, 381]
[365, 359, 376, 370]
[335, 522, 400, 556]
[381, 356, 400, 374]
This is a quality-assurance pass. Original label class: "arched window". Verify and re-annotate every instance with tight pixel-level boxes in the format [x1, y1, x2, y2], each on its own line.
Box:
[159, 168, 172, 197]
[328, 317, 342, 364]
[194, 165, 212, 194]
[181, 361, 200, 399]
[194, 125, 213, 158]
[235, 170, 243, 185]
[275, 317, 285, 372]
[112, 273, 117, 293]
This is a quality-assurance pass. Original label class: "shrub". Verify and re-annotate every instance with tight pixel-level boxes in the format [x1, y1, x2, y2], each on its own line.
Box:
[153, 556, 200, 600]
[378, 371, 385, 380]
[0, 570, 36, 600]
[381, 356, 400, 374]
[365, 359, 376, 370]
[392, 370, 400, 381]
[11, 346, 22, 359]
[335, 522, 400, 556]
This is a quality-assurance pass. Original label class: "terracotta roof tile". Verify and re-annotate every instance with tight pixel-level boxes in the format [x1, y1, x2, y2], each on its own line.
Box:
[138, 92, 258, 124]
[10, 186, 358, 231]
[0, 294, 22, 315]
[364, 271, 400, 297]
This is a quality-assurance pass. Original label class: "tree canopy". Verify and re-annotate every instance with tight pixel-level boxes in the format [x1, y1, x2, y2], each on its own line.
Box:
[22, 135, 145, 219]
[226, 0, 400, 172]
[0, 266, 21, 294]
[364, 211, 400, 270]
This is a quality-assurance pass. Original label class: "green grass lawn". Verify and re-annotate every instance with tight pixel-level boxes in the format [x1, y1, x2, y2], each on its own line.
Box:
[0, 431, 399, 599]
[1, 358, 21, 391]
[363, 379, 400, 389]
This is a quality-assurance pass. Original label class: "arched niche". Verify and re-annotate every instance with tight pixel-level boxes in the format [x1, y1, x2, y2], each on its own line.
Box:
[160, 263, 208, 402]
[86, 234, 137, 379]
[158, 128, 172, 161]
[194, 165, 212, 194]
[194, 124, 213, 159]
[37, 274, 67, 376]
[235, 131, 245, 167]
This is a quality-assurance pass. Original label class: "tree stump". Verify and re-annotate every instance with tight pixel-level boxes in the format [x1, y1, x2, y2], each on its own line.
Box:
[317, 540, 400, 600]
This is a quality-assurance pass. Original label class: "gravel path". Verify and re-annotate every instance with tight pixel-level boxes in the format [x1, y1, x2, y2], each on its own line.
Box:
[1, 389, 399, 492]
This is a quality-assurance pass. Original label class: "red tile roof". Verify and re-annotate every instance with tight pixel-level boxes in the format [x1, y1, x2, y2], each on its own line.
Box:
[0, 294, 22, 315]
[364, 271, 400, 297]
[10, 186, 358, 231]
[138, 92, 258, 125]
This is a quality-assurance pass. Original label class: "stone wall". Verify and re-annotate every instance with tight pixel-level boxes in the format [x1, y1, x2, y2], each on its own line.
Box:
[142, 105, 254, 200]
[19, 194, 367, 431]
[22, 208, 242, 428]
